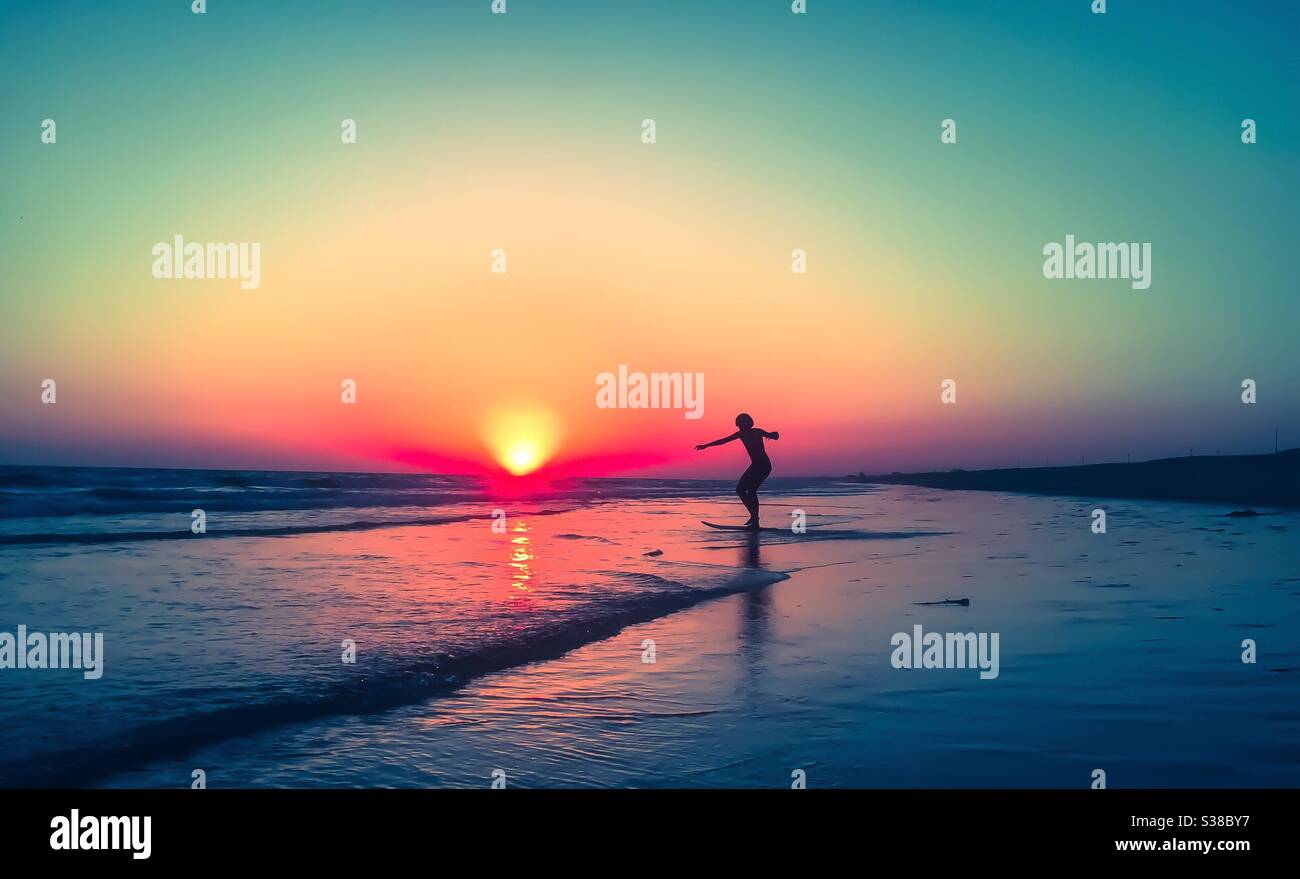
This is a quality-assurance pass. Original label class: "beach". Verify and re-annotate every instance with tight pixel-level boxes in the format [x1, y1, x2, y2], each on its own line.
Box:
[2, 467, 1297, 788]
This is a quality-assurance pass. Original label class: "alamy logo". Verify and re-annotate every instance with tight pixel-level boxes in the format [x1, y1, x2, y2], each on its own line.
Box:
[890, 624, 1000, 680]
[1042, 234, 1151, 290]
[50, 810, 150, 860]
[0, 625, 103, 679]
[151, 235, 261, 289]
[596, 365, 704, 420]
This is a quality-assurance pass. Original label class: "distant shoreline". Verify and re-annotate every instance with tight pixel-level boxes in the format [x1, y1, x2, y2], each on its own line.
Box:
[855, 449, 1300, 509]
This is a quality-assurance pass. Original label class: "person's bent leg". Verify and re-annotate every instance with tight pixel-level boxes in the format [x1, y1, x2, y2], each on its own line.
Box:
[750, 467, 772, 526]
[737, 471, 760, 523]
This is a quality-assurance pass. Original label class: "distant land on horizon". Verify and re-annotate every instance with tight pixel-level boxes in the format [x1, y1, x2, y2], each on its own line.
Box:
[855, 448, 1300, 509]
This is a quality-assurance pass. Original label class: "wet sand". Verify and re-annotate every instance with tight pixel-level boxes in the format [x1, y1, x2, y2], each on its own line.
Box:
[92, 486, 1300, 788]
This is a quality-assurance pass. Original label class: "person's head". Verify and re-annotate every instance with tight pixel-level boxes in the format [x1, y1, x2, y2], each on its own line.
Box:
[735, 413, 754, 430]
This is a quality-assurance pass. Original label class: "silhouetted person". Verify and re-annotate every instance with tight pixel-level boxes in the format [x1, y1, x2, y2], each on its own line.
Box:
[695, 413, 779, 528]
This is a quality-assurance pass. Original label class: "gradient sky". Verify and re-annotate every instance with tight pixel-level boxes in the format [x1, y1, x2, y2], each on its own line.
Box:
[2, 0, 1297, 477]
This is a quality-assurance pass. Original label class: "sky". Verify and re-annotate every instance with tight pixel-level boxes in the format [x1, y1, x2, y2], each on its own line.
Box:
[1, 0, 1297, 477]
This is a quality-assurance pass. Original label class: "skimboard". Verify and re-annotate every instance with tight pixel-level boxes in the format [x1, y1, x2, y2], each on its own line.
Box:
[701, 521, 787, 534]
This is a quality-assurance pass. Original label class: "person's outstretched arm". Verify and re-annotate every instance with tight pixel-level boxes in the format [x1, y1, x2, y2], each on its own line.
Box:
[695, 432, 740, 451]
[759, 429, 780, 440]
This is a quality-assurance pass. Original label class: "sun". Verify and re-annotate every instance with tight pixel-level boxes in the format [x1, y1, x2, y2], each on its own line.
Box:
[506, 443, 540, 476]
[481, 405, 561, 476]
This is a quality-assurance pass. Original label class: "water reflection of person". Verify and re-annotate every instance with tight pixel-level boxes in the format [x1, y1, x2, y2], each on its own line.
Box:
[737, 531, 771, 698]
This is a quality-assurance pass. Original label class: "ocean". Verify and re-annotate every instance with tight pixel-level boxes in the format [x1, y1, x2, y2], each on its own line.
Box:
[1, 465, 1297, 788]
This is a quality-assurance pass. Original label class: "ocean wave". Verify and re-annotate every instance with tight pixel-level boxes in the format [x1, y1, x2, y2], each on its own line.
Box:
[0, 565, 788, 788]
[0, 466, 854, 520]
[0, 510, 578, 546]
[0, 487, 479, 519]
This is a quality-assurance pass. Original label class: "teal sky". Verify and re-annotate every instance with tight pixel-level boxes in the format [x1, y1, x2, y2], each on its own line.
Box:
[1, 1, 1297, 472]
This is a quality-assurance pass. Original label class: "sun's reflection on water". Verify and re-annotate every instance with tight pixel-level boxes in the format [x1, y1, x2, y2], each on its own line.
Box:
[509, 521, 533, 595]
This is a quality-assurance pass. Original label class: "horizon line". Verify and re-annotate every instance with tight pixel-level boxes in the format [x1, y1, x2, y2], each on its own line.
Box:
[2, 447, 1294, 481]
